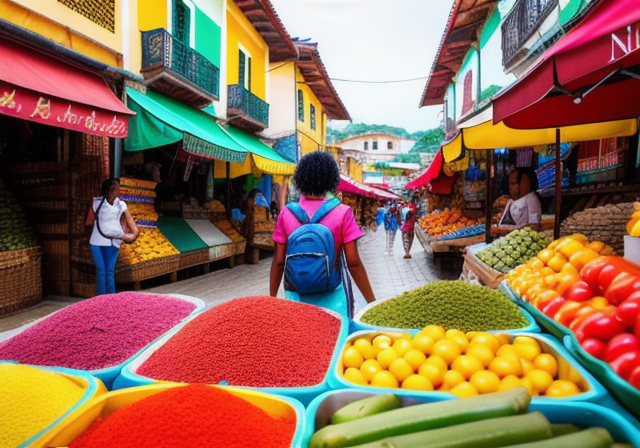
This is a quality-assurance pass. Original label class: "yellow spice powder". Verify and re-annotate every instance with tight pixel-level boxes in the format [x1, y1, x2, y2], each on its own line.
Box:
[0, 364, 85, 448]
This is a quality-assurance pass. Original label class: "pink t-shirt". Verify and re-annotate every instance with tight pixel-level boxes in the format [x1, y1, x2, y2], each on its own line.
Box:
[273, 196, 364, 255]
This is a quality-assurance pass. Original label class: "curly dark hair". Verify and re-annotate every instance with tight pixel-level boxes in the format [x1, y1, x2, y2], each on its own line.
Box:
[293, 151, 340, 196]
[100, 178, 120, 197]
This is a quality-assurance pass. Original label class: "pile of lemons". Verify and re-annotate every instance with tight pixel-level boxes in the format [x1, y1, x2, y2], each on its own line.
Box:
[119, 227, 179, 265]
[341, 326, 583, 399]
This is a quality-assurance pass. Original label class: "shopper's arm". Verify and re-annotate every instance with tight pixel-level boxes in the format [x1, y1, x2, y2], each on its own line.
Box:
[85, 205, 95, 227]
[344, 240, 376, 303]
[121, 210, 139, 243]
[270, 242, 286, 297]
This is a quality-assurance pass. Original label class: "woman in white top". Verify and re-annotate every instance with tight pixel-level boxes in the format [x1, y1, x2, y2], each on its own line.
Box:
[85, 178, 138, 295]
[491, 167, 542, 237]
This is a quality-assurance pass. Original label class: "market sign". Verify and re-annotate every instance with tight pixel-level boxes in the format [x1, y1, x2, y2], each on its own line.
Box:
[0, 81, 129, 137]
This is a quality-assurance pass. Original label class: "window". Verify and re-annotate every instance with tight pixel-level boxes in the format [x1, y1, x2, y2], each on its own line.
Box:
[387, 141, 393, 150]
[173, 0, 190, 44]
[239, 49, 251, 90]
[372, 141, 378, 150]
[364, 141, 368, 150]
[297, 90, 304, 122]
[310, 104, 316, 130]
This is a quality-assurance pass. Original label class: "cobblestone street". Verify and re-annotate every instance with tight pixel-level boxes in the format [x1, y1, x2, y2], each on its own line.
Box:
[0, 228, 462, 338]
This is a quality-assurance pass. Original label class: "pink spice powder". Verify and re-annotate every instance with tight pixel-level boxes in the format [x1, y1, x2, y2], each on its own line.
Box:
[137, 296, 342, 387]
[0, 292, 196, 370]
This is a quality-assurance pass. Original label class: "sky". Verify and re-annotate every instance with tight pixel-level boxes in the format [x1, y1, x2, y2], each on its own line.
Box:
[269, 0, 456, 134]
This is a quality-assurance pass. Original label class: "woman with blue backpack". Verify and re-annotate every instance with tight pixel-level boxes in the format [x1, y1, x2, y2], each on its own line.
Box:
[269, 151, 376, 318]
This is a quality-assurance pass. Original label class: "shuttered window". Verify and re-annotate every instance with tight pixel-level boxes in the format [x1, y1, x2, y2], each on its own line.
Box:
[297, 89, 304, 122]
[239, 49, 251, 90]
[310, 104, 316, 130]
[173, 0, 190, 44]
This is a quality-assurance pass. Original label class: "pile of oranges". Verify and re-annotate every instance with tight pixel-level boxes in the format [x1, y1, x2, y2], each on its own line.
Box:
[418, 209, 483, 239]
[340, 326, 584, 399]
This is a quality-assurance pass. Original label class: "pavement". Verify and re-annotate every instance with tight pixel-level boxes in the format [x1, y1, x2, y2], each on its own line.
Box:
[0, 227, 462, 339]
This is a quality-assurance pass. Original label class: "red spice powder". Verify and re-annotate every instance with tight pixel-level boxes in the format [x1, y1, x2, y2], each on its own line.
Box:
[137, 296, 341, 387]
[69, 384, 296, 448]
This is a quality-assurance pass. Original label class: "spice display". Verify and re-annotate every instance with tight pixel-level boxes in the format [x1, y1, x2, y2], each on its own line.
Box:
[137, 296, 341, 387]
[69, 385, 296, 448]
[476, 227, 549, 272]
[0, 292, 195, 370]
[0, 364, 85, 448]
[359, 281, 528, 332]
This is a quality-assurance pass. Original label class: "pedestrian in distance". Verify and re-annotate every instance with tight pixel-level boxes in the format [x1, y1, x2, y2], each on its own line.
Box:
[401, 200, 417, 259]
[85, 178, 138, 296]
[383, 200, 400, 255]
[270, 151, 376, 318]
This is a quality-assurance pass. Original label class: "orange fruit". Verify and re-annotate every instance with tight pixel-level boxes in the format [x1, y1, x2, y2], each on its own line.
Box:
[496, 344, 520, 361]
[370, 370, 399, 389]
[342, 347, 364, 369]
[449, 381, 479, 398]
[470, 370, 501, 394]
[526, 369, 554, 394]
[432, 340, 461, 365]
[411, 333, 436, 355]
[498, 375, 522, 392]
[376, 347, 399, 369]
[489, 356, 523, 378]
[424, 355, 448, 372]
[451, 355, 484, 380]
[388, 358, 414, 383]
[403, 349, 427, 371]
[441, 369, 466, 391]
[393, 338, 412, 357]
[343, 367, 368, 385]
[401, 374, 434, 391]
[533, 353, 558, 378]
[469, 333, 500, 354]
[360, 359, 383, 382]
[445, 329, 469, 352]
[545, 380, 581, 398]
[421, 325, 446, 341]
[418, 362, 446, 388]
[512, 336, 542, 361]
[466, 343, 495, 367]
[353, 338, 376, 360]
[372, 335, 393, 353]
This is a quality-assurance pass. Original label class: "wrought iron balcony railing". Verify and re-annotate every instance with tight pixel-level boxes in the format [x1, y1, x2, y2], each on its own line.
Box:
[228, 84, 269, 128]
[141, 28, 219, 99]
[501, 0, 557, 67]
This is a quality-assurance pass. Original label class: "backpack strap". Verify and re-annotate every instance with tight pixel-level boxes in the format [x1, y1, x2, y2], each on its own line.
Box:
[310, 198, 341, 224]
[285, 202, 311, 224]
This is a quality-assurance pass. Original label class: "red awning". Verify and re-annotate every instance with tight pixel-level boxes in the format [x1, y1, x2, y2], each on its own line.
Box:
[493, 0, 640, 129]
[0, 37, 135, 137]
[430, 173, 456, 195]
[338, 175, 400, 200]
[405, 151, 443, 190]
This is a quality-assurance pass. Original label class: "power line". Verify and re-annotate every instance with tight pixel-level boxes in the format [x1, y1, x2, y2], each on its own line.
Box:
[329, 76, 428, 84]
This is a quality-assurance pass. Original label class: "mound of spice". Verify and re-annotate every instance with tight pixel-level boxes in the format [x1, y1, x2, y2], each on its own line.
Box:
[360, 280, 529, 332]
[0, 363, 86, 448]
[137, 296, 341, 387]
[0, 292, 196, 370]
[69, 384, 296, 448]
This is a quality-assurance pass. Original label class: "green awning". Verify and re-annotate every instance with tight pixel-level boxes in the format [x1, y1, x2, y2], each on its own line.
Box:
[156, 217, 209, 253]
[222, 125, 296, 175]
[125, 88, 247, 164]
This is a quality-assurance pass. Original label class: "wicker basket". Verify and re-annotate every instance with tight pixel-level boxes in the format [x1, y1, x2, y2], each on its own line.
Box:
[115, 254, 180, 284]
[178, 249, 210, 269]
[71, 238, 94, 265]
[72, 282, 96, 299]
[0, 247, 42, 317]
[41, 239, 70, 281]
[232, 239, 247, 255]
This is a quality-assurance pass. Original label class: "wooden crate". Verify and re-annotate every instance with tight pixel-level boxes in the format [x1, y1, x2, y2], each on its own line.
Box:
[178, 249, 210, 270]
[115, 254, 180, 284]
[0, 247, 42, 316]
[462, 250, 507, 289]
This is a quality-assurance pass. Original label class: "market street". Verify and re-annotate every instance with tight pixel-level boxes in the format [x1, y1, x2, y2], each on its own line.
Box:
[0, 228, 461, 338]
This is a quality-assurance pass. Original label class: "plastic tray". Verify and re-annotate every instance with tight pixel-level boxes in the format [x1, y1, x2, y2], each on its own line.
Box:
[352, 294, 540, 334]
[303, 389, 640, 448]
[41, 384, 305, 448]
[328, 330, 611, 406]
[113, 306, 348, 406]
[0, 362, 107, 448]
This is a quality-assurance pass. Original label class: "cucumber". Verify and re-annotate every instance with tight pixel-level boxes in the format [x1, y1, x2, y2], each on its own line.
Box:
[331, 395, 403, 425]
[309, 387, 531, 448]
[549, 423, 579, 437]
[498, 427, 614, 448]
[342, 411, 552, 448]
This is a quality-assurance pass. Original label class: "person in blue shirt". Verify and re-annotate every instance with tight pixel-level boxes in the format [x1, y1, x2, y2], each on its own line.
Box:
[382, 200, 400, 255]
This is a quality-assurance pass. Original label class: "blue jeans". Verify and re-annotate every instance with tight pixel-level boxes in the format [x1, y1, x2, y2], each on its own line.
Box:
[91, 245, 120, 295]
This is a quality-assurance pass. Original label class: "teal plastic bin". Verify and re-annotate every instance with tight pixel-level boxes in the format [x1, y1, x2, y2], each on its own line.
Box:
[114, 306, 348, 407]
[302, 389, 640, 448]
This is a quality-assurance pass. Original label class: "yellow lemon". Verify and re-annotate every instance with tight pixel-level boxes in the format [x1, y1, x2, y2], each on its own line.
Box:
[342, 347, 364, 369]
[545, 380, 581, 398]
[441, 370, 466, 391]
[445, 329, 470, 352]
[418, 362, 446, 388]
[496, 344, 520, 361]
[526, 369, 554, 394]
[353, 338, 376, 360]
[403, 349, 427, 371]
[401, 374, 434, 391]
[376, 347, 399, 369]
[397, 331, 414, 341]
[470, 370, 501, 394]
[469, 333, 501, 354]
[393, 338, 413, 357]
[520, 358, 535, 375]
[372, 335, 393, 353]
[411, 333, 435, 355]
[388, 358, 414, 383]
[424, 355, 448, 372]
[343, 367, 367, 385]
[466, 343, 495, 367]
[496, 333, 512, 346]
[449, 381, 479, 398]
[520, 378, 538, 396]
[421, 325, 446, 341]
[533, 353, 558, 378]
[513, 337, 542, 361]
[451, 355, 485, 380]
[432, 340, 461, 365]
[498, 375, 522, 392]
[489, 356, 523, 378]
[371, 370, 400, 389]
[360, 359, 383, 382]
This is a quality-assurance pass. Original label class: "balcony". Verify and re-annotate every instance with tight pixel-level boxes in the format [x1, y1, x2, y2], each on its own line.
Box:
[501, 0, 557, 69]
[141, 28, 219, 109]
[227, 84, 269, 132]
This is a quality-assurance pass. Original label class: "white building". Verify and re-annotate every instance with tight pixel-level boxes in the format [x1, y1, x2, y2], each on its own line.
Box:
[334, 133, 416, 166]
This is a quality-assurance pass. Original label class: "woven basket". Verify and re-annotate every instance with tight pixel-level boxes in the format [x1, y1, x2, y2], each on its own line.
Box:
[0, 247, 42, 317]
[41, 240, 70, 281]
[178, 249, 210, 269]
[115, 254, 180, 284]
[72, 282, 96, 299]
[233, 239, 247, 255]
[71, 238, 94, 265]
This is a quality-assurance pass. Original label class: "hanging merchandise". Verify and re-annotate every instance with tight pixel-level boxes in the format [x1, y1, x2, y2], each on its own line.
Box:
[464, 151, 486, 205]
[183, 156, 194, 182]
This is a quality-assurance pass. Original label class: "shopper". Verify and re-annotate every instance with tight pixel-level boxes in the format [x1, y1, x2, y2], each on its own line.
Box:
[270, 151, 376, 317]
[383, 200, 400, 255]
[85, 178, 138, 296]
[491, 167, 542, 236]
[401, 200, 417, 259]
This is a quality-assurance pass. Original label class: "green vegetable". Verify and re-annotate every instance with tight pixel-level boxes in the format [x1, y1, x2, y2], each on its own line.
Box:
[550, 423, 579, 437]
[309, 387, 531, 448]
[498, 427, 614, 448]
[340, 412, 552, 448]
[331, 394, 402, 425]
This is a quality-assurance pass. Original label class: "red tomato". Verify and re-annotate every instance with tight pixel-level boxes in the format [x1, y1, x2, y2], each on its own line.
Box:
[581, 338, 607, 360]
[597, 264, 623, 295]
[581, 258, 609, 291]
[569, 306, 597, 332]
[554, 301, 586, 327]
[609, 350, 640, 380]
[604, 333, 639, 363]
[616, 291, 640, 328]
[628, 365, 640, 390]
[564, 281, 595, 303]
[542, 297, 566, 318]
[579, 310, 627, 342]
[605, 272, 640, 305]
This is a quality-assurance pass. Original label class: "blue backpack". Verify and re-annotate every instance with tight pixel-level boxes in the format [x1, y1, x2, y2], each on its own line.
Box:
[284, 198, 342, 294]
